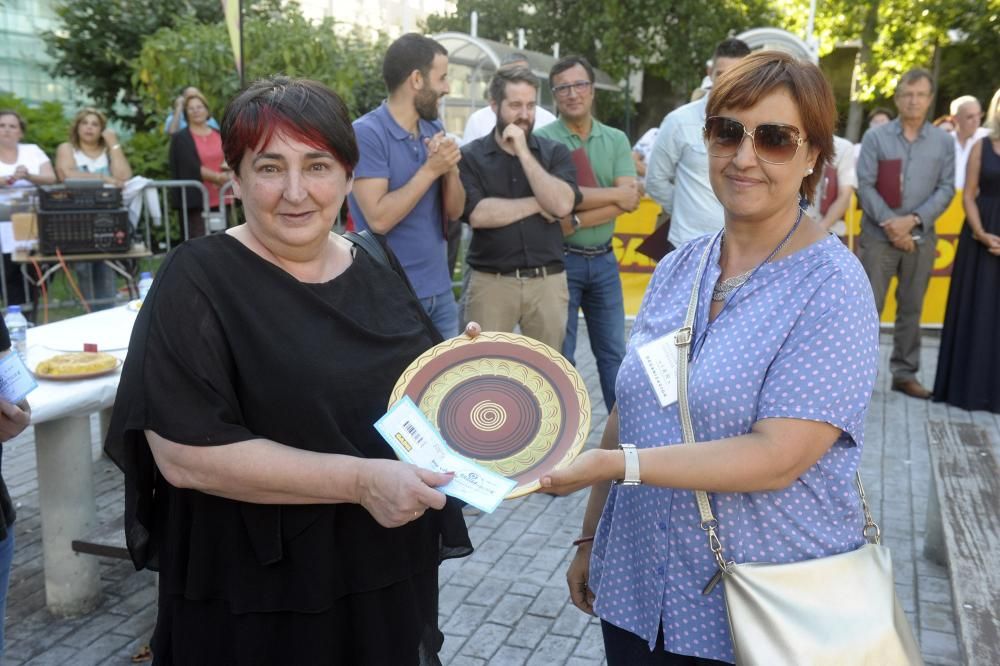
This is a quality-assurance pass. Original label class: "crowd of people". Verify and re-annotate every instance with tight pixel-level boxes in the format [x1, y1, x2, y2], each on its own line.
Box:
[0, 26, 995, 665]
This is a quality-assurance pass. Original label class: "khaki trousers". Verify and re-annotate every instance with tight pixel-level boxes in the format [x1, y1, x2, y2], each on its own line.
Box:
[858, 235, 935, 381]
[464, 269, 569, 352]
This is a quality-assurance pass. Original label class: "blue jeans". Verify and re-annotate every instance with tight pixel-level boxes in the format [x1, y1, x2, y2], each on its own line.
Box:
[562, 249, 626, 412]
[74, 261, 117, 310]
[420, 289, 459, 339]
[0, 528, 14, 660]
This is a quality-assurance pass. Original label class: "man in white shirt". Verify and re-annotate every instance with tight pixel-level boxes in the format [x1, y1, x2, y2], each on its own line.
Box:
[645, 38, 750, 249]
[808, 135, 858, 235]
[461, 54, 556, 145]
[950, 95, 991, 190]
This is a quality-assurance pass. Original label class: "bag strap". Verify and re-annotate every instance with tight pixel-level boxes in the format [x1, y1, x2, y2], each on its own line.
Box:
[674, 238, 880, 577]
[343, 229, 445, 344]
[344, 230, 390, 268]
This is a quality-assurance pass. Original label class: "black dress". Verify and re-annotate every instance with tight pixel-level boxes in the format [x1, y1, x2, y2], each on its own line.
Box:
[104, 233, 471, 665]
[933, 137, 1000, 412]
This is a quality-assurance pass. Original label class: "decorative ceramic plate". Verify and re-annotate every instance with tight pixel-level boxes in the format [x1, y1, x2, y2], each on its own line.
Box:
[389, 332, 591, 498]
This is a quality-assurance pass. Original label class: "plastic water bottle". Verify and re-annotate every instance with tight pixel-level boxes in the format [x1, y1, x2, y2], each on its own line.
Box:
[138, 272, 154, 300]
[4, 306, 28, 364]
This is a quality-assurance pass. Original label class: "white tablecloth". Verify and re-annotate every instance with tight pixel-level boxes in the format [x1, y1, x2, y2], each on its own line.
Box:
[26, 306, 139, 424]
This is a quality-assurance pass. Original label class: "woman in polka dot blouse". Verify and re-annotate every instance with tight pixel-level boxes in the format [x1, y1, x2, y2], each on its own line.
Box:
[542, 52, 881, 665]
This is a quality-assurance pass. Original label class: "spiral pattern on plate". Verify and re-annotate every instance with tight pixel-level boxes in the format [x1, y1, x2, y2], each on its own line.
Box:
[437, 377, 541, 459]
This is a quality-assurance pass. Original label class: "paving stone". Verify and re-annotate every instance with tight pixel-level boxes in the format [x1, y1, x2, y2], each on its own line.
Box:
[509, 581, 542, 597]
[550, 603, 591, 637]
[486, 594, 533, 627]
[471, 576, 513, 607]
[919, 629, 962, 664]
[449, 656, 487, 666]
[460, 622, 512, 660]
[572, 620, 604, 659]
[525, 635, 579, 666]
[487, 645, 531, 666]
[470, 536, 513, 562]
[443, 603, 490, 637]
[22, 645, 80, 666]
[440, 633, 464, 664]
[506, 614, 552, 649]
[440, 584, 473, 617]
[918, 601, 956, 633]
[565, 658, 603, 666]
[917, 575, 953, 606]
[70, 631, 133, 666]
[528, 586, 567, 618]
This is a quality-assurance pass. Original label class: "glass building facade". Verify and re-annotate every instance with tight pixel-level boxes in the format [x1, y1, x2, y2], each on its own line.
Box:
[0, 0, 78, 104]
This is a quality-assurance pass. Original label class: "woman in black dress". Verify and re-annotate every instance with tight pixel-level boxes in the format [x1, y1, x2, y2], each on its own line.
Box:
[933, 87, 1000, 412]
[105, 77, 471, 664]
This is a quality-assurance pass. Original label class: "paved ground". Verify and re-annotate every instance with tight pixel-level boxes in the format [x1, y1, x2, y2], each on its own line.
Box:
[1, 324, 996, 665]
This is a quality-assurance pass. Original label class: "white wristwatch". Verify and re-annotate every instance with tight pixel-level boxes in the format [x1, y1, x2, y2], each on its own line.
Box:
[615, 443, 641, 486]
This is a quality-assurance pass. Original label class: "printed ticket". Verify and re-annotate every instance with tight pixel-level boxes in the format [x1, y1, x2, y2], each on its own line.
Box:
[375, 396, 516, 513]
[0, 351, 37, 406]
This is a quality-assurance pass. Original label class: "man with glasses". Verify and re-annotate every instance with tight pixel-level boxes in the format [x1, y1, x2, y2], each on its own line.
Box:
[645, 38, 750, 252]
[458, 66, 581, 351]
[535, 55, 637, 412]
[949, 95, 990, 190]
[857, 68, 955, 399]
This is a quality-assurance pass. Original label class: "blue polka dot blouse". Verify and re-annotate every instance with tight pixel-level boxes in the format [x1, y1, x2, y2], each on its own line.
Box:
[589, 232, 880, 662]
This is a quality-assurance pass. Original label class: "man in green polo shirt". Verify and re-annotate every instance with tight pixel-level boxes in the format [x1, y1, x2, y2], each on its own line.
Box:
[535, 55, 638, 412]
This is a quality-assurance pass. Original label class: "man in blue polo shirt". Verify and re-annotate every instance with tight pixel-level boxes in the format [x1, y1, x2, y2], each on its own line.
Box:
[348, 33, 465, 338]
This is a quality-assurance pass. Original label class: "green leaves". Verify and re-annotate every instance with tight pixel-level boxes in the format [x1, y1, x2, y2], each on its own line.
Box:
[131, 8, 390, 126]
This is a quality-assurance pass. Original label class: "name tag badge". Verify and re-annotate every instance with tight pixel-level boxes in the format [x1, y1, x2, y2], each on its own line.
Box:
[637, 328, 685, 408]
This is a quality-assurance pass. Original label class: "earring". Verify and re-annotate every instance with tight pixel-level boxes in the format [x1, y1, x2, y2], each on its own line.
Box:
[805, 167, 814, 176]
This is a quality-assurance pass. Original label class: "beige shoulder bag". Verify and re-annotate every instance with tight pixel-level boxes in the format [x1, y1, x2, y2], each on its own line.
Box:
[675, 242, 923, 665]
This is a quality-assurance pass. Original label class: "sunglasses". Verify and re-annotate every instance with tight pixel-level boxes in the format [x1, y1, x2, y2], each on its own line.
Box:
[703, 116, 806, 165]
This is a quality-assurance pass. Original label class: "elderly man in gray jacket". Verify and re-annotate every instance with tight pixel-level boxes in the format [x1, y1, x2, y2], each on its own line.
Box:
[857, 68, 955, 399]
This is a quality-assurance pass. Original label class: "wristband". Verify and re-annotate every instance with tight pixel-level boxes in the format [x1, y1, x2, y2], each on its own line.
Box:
[572, 536, 594, 547]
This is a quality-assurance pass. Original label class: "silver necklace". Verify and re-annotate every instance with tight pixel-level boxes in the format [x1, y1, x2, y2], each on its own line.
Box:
[711, 209, 804, 302]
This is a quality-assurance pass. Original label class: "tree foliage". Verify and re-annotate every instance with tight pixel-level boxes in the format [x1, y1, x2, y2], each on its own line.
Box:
[425, 0, 773, 87]
[774, 0, 999, 107]
[42, 0, 223, 129]
[132, 1, 389, 126]
[0, 93, 69, 159]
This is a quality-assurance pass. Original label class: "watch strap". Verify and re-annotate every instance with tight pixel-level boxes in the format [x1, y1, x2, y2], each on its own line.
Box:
[617, 443, 641, 485]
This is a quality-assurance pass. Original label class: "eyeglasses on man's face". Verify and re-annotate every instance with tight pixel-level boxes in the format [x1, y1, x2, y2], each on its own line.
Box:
[552, 80, 593, 98]
[703, 116, 806, 165]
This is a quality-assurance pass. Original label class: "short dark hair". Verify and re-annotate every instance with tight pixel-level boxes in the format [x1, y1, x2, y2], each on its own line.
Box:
[550, 55, 594, 84]
[500, 52, 529, 66]
[221, 76, 359, 177]
[714, 38, 751, 60]
[896, 68, 935, 95]
[489, 66, 540, 105]
[0, 109, 26, 132]
[707, 51, 835, 199]
[868, 107, 894, 122]
[382, 33, 447, 93]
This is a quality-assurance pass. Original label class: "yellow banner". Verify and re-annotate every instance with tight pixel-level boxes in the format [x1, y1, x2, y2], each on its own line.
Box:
[613, 194, 967, 326]
[222, 0, 241, 76]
